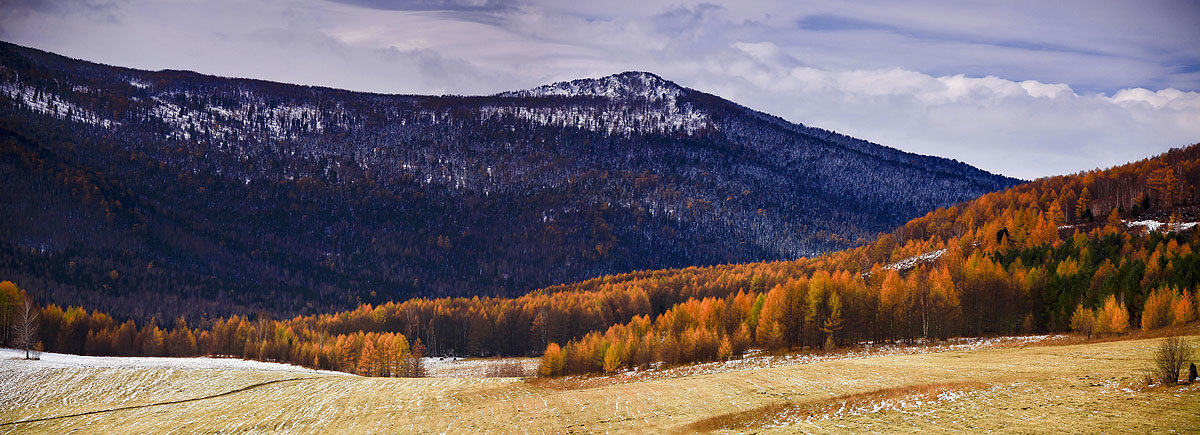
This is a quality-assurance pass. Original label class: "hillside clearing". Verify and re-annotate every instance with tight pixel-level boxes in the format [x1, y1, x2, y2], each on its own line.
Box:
[2, 334, 1198, 433]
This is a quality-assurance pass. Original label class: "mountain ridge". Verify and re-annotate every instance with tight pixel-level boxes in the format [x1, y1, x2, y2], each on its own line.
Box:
[0, 40, 1020, 320]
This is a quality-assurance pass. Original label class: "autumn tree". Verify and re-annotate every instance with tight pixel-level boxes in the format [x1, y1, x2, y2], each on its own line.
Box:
[1105, 208, 1124, 234]
[878, 269, 908, 342]
[602, 343, 623, 373]
[1076, 187, 1092, 220]
[755, 286, 786, 350]
[0, 281, 20, 347]
[822, 292, 843, 350]
[1173, 291, 1196, 325]
[357, 339, 379, 376]
[1095, 295, 1130, 335]
[1141, 287, 1174, 331]
[1069, 305, 1094, 339]
[1147, 168, 1179, 207]
[406, 338, 426, 377]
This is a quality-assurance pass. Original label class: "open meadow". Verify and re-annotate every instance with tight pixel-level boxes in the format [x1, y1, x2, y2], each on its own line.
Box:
[2, 332, 1197, 434]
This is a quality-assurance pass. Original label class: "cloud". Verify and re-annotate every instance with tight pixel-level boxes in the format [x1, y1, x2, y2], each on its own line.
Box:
[1110, 88, 1200, 110]
[0, 0, 1198, 179]
[326, 0, 519, 12]
[682, 44, 1200, 178]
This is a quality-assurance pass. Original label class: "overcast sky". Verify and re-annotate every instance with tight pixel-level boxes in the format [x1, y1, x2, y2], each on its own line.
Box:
[2, 0, 1199, 179]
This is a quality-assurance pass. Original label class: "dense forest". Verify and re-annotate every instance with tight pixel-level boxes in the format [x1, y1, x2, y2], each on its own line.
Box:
[0, 41, 1017, 320]
[540, 144, 1200, 375]
[2, 144, 1197, 377]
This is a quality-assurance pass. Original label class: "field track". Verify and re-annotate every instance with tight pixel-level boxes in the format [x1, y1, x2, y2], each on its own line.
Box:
[1, 377, 310, 427]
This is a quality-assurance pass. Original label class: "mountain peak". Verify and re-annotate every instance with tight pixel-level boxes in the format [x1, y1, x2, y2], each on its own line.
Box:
[502, 71, 684, 100]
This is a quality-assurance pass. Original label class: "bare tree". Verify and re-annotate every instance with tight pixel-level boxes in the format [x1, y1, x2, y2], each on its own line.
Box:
[1152, 336, 1195, 385]
[405, 338, 426, 378]
[14, 297, 39, 360]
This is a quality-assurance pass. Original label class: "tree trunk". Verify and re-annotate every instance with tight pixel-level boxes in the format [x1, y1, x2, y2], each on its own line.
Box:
[14, 298, 38, 359]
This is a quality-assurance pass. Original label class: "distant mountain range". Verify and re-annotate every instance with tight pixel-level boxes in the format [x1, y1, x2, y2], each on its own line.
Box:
[0, 41, 1020, 319]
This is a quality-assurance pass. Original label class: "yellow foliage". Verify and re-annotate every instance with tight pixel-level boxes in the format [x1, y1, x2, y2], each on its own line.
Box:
[602, 344, 623, 373]
[1095, 295, 1129, 335]
[1070, 305, 1095, 337]
[1140, 287, 1174, 331]
[540, 343, 564, 377]
[1172, 291, 1195, 325]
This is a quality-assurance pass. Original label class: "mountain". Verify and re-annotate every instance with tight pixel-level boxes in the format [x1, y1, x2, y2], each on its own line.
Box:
[12, 144, 1197, 366]
[0, 41, 1020, 320]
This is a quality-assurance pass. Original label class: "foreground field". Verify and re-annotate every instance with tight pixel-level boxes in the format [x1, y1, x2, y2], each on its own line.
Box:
[2, 334, 1198, 433]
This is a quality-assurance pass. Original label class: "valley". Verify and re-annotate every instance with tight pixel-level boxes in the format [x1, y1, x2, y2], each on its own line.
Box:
[0, 28, 1198, 434]
[3, 333, 1197, 433]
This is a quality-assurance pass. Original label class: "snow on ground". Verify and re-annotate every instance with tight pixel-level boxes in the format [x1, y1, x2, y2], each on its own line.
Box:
[589, 334, 1065, 385]
[1124, 219, 1198, 233]
[0, 82, 116, 128]
[0, 349, 345, 417]
[0, 348, 347, 375]
[770, 384, 1001, 427]
[0, 348, 537, 379]
[421, 356, 540, 378]
[883, 249, 947, 271]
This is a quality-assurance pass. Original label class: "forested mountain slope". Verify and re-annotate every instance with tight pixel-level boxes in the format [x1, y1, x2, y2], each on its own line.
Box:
[0, 41, 1018, 319]
[6, 145, 1196, 374]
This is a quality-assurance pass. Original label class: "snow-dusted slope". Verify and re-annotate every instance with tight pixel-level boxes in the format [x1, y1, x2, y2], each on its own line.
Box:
[0, 348, 348, 374]
[501, 71, 684, 101]
[0, 41, 1021, 319]
[1124, 219, 1198, 233]
[490, 71, 711, 135]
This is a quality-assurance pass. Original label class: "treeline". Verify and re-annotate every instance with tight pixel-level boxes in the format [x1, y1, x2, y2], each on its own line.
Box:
[288, 264, 810, 357]
[1, 281, 423, 376]
[3, 263, 806, 369]
[540, 226, 1200, 376]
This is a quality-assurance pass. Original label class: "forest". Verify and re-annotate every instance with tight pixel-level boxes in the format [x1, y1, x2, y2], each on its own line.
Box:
[0, 41, 1017, 320]
[2, 143, 1197, 377]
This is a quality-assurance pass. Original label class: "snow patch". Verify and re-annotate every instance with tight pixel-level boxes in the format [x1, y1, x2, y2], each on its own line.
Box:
[770, 384, 1001, 427]
[479, 104, 709, 135]
[1124, 219, 1198, 233]
[147, 93, 325, 141]
[588, 334, 1063, 385]
[883, 249, 946, 271]
[0, 82, 116, 128]
[493, 72, 712, 135]
[0, 348, 348, 375]
[503, 72, 681, 101]
[421, 356, 539, 378]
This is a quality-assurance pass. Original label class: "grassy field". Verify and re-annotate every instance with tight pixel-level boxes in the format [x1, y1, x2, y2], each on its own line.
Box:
[2, 333, 1197, 434]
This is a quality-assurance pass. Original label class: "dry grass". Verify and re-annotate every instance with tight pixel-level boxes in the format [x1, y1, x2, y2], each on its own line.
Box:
[529, 334, 1070, 391]
[484, 359, 532, 377]
[688, 381, 990, 432]
[3, 333, 1198, 433]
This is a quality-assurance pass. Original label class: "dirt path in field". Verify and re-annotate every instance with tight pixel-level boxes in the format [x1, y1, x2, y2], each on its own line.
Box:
[0, 376, 312, 427]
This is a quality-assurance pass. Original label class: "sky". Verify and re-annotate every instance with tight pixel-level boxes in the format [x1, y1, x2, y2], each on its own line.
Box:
[2, 0, 1199, 179]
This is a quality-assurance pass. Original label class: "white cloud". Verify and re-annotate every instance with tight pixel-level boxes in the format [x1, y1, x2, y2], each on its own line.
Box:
[1110, 88, 1200, 110]
[1020, 81, 1074, 99]
[673, 44, 1200, 178]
